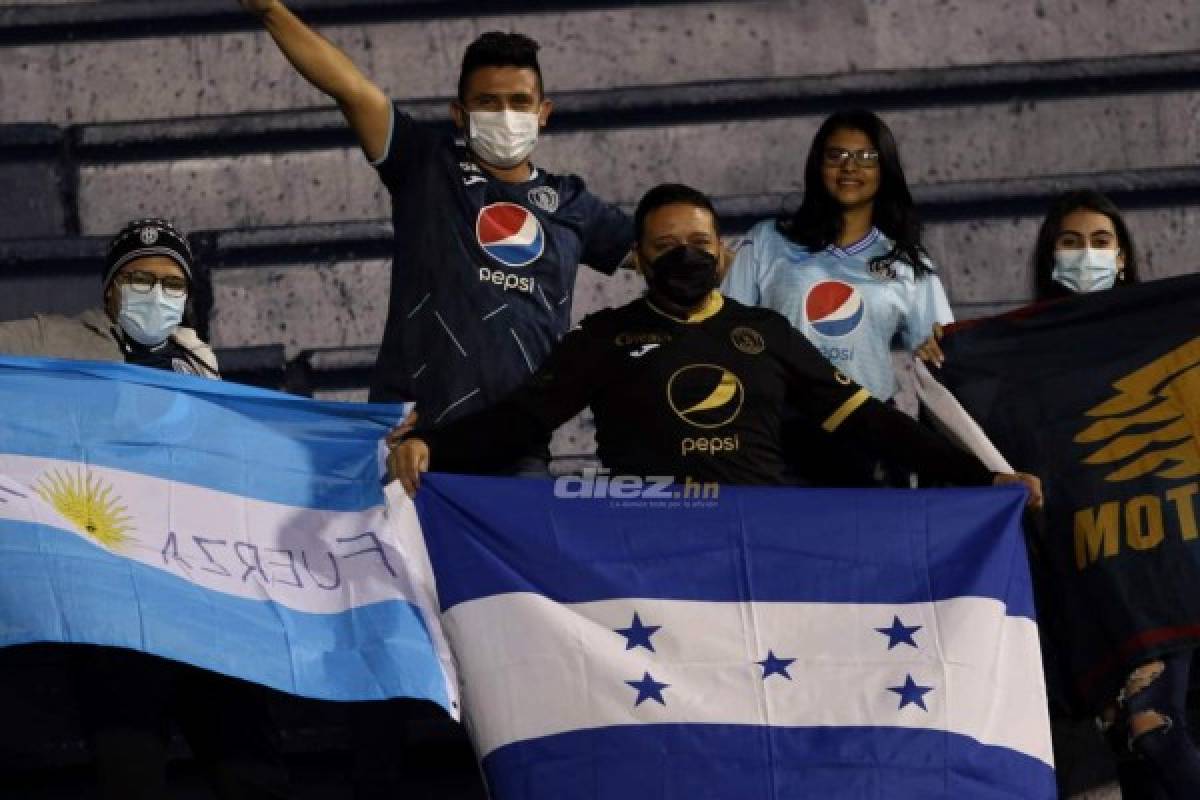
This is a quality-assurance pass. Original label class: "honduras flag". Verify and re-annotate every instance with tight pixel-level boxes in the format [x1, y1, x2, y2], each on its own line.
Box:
[0, 355, 455, 710]
[412, 473, 1055, 799]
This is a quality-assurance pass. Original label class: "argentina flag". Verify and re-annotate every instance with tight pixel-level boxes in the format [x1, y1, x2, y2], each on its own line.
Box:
[411, 473, 1055, 799]
[0, 355, 455, 709]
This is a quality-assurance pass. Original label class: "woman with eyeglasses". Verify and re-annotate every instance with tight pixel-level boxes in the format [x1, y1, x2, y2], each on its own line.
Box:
[0, 217, 219, 378]
[722, 109, 952, 485]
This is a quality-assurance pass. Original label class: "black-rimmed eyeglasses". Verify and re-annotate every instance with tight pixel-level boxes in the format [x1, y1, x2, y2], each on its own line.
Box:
[823, 148, 881, 168]
[116, 271, 188, 298]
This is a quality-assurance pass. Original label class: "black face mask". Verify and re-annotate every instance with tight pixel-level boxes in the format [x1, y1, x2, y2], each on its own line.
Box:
[644, 245, 719, 309]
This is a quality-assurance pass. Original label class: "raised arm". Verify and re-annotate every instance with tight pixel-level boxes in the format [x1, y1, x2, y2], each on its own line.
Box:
[240, 0, 392, 161]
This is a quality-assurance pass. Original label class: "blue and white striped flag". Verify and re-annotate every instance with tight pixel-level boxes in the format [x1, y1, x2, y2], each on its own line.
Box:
[0, 355, 455, 710]
[413, 473, 1055, 799]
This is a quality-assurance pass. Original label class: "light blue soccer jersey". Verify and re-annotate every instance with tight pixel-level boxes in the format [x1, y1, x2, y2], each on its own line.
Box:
[722, 220, 952, 400]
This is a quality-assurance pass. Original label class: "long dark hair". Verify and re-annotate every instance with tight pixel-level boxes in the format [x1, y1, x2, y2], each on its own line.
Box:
[779, 109, 930, 276]
[1032, 190, 1140, 301]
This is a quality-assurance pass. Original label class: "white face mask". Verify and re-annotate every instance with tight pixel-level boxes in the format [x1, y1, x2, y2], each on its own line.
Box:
[117, 284, 186, 347]
[466, 110, 540, 169]
[1052, 247, 1120, 293]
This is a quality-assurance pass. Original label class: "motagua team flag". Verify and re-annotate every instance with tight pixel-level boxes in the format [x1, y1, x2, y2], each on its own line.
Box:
[409, 473, 1055, 799]
[0, 355, 455, 709]
[935, 273, 1200, 713]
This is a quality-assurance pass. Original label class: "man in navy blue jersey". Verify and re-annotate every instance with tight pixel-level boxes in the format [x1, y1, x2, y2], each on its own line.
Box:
[242, 2, 631, 467]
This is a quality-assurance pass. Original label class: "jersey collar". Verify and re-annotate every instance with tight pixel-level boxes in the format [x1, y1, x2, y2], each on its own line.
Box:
[455, 138, 541, 183]
[826, 227, 882, 259]
[645, 290, 724, 324]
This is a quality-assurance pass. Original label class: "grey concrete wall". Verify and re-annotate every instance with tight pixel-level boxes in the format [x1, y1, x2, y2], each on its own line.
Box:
[0, 159, 67, 237]
[210, 258, 390, 356]
[2, 0, 1198, 125]
[74, 90, 1200, 234]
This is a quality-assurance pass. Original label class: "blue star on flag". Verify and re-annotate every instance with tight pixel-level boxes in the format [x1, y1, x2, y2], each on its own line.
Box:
[888, 674, 933, 711]
[875, 615, 922, 649]
[615, 612, 662, 652]
[626, 672, 670, 707]
[756, 650, 797, 681]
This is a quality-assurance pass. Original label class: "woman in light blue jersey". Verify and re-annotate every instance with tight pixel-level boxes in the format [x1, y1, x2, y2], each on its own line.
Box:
[722, 109, 951, 486]
[723, 109, 951, 404]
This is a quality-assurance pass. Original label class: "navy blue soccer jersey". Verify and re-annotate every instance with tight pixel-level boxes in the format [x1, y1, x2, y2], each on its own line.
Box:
[368, 106, 632, 427]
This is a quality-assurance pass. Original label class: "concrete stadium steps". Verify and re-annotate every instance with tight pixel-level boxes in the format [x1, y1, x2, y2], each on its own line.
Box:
[166, 196, 1200, 356]
[3, 0, 1197, 125]
[63, 49, 1200, 157]
[0, 124, 70, 238]
[3, 197, 1195, 352]
[128, 208, 1200, 353]
[67, 60, 1200, 233]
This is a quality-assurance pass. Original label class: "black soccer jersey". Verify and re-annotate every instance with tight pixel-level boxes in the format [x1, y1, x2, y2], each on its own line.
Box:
[368, 106, 631, 427]
[417, 294, 994, 487]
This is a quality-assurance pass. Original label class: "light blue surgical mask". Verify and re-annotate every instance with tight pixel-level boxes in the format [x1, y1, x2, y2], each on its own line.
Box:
[117, 284, 186, 347]
[1052, 247, 1119, 294]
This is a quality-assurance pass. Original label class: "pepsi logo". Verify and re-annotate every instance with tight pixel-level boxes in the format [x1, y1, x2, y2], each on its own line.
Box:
[805, 280, 865, 338]
[477, 202, 545, 268]
[667, 364, 745, 429]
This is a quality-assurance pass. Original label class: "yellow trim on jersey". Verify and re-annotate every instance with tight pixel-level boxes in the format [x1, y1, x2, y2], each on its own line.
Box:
[646, 291, 724, 324]
[821, 387, 871, 433]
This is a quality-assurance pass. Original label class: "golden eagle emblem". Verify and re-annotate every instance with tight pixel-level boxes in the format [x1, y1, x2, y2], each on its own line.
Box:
[1074, 336, 1200, 482]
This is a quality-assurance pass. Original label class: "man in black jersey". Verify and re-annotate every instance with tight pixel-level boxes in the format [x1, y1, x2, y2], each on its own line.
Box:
[390, 184, 1043, 504]
[241, 2, 631, 461]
